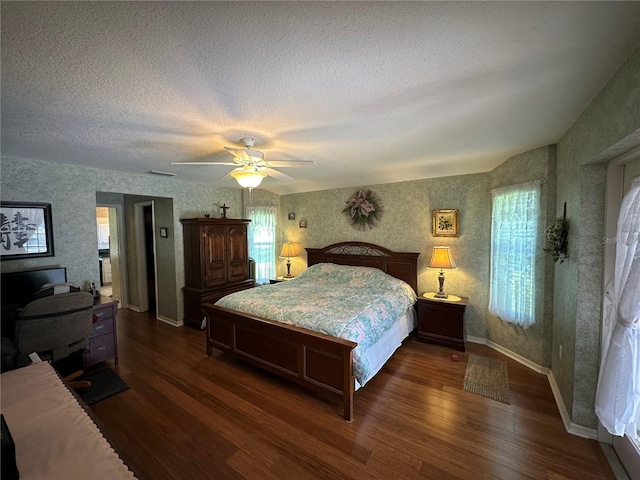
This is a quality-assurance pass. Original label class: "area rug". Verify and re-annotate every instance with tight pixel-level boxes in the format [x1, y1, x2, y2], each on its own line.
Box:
[463, 353, 510, 404]
[78, 368, 129, 406]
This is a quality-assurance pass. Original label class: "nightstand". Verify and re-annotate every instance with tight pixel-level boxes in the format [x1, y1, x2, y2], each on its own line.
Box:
[269, 277, 293, 284]
[416, 293, 469, 351]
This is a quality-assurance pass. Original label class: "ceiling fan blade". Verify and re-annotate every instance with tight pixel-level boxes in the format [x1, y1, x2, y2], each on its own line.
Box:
[266, 160, 317, 168]
[264, 168, 293, 181]
[171, 161, 239, 166]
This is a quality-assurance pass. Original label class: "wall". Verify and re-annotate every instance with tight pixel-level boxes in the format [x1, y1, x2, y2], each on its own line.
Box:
[487, 146, 557, 366]
[280, 162, 552, 353]
[0, 157, 244, 325]
[554, 47, 640, 428]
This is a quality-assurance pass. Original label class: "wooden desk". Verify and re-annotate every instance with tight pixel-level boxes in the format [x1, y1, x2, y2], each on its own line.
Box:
[0, 362, 135, 479]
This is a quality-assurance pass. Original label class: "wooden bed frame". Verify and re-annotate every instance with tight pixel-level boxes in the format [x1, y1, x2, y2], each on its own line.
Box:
[202, 241, 419, 421]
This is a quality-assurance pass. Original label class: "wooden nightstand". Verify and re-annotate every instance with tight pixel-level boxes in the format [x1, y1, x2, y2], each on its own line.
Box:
[269, 277, 293, 284]
[416, 293, 469, 351]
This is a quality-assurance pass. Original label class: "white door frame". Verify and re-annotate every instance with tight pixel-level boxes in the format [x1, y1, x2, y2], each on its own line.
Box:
[96, 203, 129, 308]
[134, 201, 158, 316]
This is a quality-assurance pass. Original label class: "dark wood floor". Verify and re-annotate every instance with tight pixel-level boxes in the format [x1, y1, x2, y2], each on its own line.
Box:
[92, 308, 615, 480]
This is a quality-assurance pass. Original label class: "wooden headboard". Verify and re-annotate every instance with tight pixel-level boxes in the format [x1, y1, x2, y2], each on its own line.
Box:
[306, 242, 420, 293]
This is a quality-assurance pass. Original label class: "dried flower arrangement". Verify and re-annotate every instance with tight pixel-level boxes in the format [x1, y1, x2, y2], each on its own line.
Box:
[544, 205, 569, 263]
[342, 189, 383, 231]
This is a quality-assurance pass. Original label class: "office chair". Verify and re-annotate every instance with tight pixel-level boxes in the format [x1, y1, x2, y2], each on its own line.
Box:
[14, 291, 95, 388]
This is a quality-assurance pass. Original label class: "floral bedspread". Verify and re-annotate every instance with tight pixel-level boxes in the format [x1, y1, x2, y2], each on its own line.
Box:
[215, 263, 417, 385]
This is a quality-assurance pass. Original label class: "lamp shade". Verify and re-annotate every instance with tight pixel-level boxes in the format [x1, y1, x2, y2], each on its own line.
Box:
[230, 167, 266, 189]
[279, 242, 300, 258]
[428, 246, 457, 270]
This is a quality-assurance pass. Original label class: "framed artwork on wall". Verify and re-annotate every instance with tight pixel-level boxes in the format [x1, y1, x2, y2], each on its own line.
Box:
[432, 209, 459, 237]
[0, 201, 55, 260]
[160, 227, 169, 238]
[288, 213, 296, 220]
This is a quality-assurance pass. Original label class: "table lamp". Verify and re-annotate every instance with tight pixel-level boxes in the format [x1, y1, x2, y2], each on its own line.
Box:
[428, 246, 457, 299]
[279, 242, 300, 278]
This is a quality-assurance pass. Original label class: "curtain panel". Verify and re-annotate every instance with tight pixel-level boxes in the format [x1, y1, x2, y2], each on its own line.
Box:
[596, 178, 640, 437]
[245, 206, 277, 285]
[489, 182, 540, 329]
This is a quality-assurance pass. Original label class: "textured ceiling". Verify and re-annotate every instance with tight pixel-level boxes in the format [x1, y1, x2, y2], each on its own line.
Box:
[2, 2, 639, 194]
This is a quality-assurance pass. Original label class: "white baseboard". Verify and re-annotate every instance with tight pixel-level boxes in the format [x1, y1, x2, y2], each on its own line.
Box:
[467, 336, 597, 439]
[128, 304, 141, 312]
[157, 314, 182, 327]
[467, 336, 549, 374]
[547, 371, 598, 439]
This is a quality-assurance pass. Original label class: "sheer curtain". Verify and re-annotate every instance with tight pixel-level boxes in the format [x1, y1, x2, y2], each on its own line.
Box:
[245, 206, 277, 285]
[595, 177, 640, 437]
[489, 182, 540, 328]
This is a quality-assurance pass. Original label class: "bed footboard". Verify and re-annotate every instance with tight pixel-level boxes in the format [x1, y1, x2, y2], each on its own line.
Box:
[203, 303, 357, 421]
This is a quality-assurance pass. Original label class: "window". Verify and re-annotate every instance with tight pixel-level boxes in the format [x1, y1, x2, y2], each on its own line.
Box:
[246, 206, 277, 284]
[489, 182, 540, 328]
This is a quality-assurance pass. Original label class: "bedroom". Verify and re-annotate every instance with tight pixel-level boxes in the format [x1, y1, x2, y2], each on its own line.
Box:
[1, 2, 639, 478]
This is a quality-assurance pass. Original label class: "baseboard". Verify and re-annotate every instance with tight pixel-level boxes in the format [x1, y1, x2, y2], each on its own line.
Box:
[547, 371, 597, 439]
[128, 304, 141, 312]
[467, 335, 597, 439]
[467, 336, 549, 374]
[157, 314, 182, 327]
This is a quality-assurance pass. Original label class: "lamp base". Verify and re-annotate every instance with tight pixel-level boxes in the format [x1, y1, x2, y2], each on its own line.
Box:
[435, 271, 448, 298]
[284, 259, 293, 279]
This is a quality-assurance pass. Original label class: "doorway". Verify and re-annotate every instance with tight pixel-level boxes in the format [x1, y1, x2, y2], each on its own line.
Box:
[95, 205, 128, 308]
[602, 148, 640, 478]
[134, 201, 158, 315]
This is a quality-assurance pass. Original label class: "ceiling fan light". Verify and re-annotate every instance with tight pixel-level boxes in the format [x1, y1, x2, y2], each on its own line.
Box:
[231, 169, 266, 189]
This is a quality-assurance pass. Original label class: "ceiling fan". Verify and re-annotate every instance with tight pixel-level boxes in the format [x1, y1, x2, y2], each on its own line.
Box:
[171, 138, 316, 188]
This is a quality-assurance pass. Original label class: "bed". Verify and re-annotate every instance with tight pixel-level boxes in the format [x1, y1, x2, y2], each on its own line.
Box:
[202, 241, 419, 421]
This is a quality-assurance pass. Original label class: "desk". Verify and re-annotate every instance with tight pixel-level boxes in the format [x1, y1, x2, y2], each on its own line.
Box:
[0, 362, 135, 479]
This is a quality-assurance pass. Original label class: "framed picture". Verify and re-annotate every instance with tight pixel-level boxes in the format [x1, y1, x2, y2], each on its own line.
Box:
[1, 202, 54, 260]
[288, 213, 296, 220]
[299, 221, 307, 229]
[432, 209, 459, 237]
[160, 227, 168, 238]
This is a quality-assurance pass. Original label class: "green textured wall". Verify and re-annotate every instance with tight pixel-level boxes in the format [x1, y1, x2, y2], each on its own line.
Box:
[280, 147, 555, 366]
[487, 146, 557, 367]
[1, 156, 243, 325]
[555, 47, 640, 428]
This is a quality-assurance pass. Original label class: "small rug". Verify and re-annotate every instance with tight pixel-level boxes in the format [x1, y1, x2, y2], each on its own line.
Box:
[78, 368, 129, 406]
[463, 353, 510, 404]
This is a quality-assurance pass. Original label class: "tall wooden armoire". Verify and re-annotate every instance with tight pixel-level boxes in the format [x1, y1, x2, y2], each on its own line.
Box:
[181, 218, 253, 329]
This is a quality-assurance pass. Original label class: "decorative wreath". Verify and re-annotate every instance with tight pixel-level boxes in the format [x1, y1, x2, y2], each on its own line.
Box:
[342, 189, 383, 231]
[544, 217, 569, 263]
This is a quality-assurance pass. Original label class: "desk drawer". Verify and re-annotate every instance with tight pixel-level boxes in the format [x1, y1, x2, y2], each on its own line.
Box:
[91, 317, 114, 336]
[93, 304, 113, 321]
[85, 333, 115, 366]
